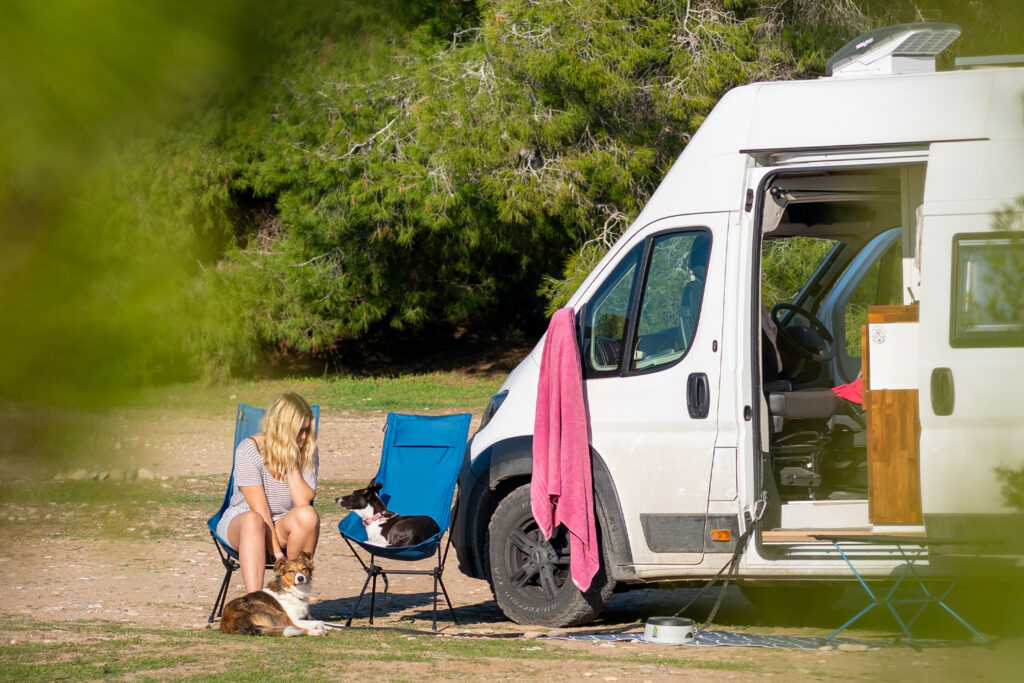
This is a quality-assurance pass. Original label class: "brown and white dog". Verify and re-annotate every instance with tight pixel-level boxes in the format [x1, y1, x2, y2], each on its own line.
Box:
[219, 552, 328, 636]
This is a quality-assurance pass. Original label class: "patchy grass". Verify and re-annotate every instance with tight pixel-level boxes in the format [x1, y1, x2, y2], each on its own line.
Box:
[2, 372, 504, 420]
[0, 618, 762, 681]
[129, 373, 504, 415]
[1, 372, 499, 481]
[3, 472, 1024, 681]
[0, 477, 360, 543]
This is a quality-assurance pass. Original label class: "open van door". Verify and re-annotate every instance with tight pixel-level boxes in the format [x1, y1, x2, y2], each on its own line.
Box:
[918, 139, 1024, 540]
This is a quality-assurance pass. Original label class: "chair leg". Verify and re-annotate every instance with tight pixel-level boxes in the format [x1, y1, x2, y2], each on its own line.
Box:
[433, 543, 457, 631]
[346, 568, 375, 628]
[437, 573, 459, 627]
[209, 564, 234, 624]
[433, 573, 440, 631]
[341, 544, 461, 630]
[369, 572, 378, 625]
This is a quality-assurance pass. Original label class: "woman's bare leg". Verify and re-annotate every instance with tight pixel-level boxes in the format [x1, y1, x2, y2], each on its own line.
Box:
[275, 504, 320, 557]
[227, 511, 273, 593]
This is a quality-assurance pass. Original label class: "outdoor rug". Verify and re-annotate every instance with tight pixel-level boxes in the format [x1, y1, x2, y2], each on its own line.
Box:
[540, 629, 961, 650]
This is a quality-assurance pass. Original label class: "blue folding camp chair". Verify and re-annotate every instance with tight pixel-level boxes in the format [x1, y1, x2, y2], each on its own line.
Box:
[206, 403, 320, 623]
[338, 412, 472, 631]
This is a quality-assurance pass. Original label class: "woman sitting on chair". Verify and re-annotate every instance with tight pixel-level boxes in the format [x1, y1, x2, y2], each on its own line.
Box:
[216, 392, 320, 593]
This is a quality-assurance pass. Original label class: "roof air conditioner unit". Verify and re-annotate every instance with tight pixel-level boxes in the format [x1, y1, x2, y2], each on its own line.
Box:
[825, 23, 961, 78]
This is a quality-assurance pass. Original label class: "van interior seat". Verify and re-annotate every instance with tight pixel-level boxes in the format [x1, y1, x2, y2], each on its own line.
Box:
[765, 381, 866, 432]
[767, 387, 840, 420]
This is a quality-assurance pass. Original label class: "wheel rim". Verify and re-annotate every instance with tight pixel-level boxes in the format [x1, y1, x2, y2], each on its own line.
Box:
[502, 512, 571, 601]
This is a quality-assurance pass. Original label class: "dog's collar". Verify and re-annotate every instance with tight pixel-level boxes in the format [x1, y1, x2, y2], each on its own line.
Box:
[363, 512, 384, 526]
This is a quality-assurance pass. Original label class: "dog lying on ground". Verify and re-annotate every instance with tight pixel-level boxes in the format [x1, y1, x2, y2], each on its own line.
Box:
[219, 552, 328, 636]
[335, 479, 440, 547]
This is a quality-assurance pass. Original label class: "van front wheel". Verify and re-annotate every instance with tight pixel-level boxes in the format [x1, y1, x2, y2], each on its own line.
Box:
[486, 483, 614, 627]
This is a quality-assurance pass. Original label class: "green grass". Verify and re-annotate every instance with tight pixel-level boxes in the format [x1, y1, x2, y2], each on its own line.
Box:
[0, 619, 761, 681]
[128, 372, 504, 415]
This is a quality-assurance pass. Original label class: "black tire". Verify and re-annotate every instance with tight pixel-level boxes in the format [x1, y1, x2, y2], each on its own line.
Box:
[486, 483, 614, 627]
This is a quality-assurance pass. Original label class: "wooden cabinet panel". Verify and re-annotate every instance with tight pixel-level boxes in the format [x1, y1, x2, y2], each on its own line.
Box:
[863, 305, 922, 525]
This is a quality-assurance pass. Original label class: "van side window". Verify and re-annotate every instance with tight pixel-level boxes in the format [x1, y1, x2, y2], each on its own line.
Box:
[950, 232, 1024, 347]
[581, 244, 642, 377]
[631, 231, 711, 372]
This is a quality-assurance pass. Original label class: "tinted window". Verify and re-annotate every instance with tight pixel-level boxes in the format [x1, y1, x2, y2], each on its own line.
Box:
[951, 232, 1024, 347]
[582, 244, 641, 376]
[631, 232, 711, 372]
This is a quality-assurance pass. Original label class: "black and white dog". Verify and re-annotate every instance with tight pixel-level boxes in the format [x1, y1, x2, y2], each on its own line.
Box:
[335, 479, 440, 547]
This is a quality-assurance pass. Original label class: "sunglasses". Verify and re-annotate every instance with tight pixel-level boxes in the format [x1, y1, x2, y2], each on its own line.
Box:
[298, 425, 312, 436]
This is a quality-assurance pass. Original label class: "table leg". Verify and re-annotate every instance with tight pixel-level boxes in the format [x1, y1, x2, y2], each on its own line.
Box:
[822, 542, 884, 644]
[895, 546, 990, 644]
[824, 543, 922, 646]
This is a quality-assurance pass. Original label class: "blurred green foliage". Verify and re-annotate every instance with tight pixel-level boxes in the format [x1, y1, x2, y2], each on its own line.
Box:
[0, 1, 274, 403]
[1, 0, 1022, 407]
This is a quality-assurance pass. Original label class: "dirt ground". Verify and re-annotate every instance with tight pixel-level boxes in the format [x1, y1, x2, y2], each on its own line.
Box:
[3, 408, 1024, 681]
[1, 409, 450, 628]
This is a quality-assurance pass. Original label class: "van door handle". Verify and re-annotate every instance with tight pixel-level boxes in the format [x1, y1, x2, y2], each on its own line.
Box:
[687, 372, 710, 419]
[930, 367, 955, 416]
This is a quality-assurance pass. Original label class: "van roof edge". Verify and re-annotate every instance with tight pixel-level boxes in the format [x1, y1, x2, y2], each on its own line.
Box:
[955, 54, 1024, 70]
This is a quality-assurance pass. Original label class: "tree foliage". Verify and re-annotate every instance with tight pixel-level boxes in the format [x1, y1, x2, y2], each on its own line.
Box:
[180, 0, 859, 374]
[4, 0, 1023, 397]
[166, 0, 1024, 376]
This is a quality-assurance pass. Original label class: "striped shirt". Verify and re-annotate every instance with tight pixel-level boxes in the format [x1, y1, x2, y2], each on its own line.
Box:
[216, 437, 318, 543]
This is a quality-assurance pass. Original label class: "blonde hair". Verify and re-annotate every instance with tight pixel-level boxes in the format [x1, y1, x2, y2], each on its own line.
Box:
[259, 393, 316, 480]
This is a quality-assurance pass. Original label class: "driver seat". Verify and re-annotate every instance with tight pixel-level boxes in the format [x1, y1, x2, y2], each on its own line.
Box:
[767, 386, 841, 422]
[762, 310, 864, 497]
[761, 305, 851, 425]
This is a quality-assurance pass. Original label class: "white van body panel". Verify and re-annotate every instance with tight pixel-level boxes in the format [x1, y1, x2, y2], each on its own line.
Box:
[467, 65, 1024, 586]
[919, 138, 1024, 518]
[472, 345, 540, 454]
[744, 71, 997, 149]
[562, 68, 1024, 321]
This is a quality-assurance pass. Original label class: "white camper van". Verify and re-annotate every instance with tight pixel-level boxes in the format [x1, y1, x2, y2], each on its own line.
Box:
[450, 24, 1024, 626]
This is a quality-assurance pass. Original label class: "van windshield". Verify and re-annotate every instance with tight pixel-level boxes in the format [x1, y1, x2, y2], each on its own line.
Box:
[762, 236, 840, 313]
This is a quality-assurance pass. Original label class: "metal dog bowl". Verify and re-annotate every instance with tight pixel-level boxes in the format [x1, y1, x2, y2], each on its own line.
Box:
[642, 616, 695, 645]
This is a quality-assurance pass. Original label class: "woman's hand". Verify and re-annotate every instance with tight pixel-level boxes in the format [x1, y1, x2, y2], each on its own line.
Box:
[287, 465, 316, 507]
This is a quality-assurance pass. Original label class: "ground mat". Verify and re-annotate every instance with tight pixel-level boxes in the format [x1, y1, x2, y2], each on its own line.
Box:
[541, 629, 962, 650]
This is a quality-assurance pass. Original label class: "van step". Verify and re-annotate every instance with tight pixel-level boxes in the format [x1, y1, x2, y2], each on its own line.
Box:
[762, 528, 925, 543]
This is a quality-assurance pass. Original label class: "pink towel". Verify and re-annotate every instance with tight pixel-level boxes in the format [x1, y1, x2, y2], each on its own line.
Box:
[531, 307, 599, 591]
[832, 377, 863, 404]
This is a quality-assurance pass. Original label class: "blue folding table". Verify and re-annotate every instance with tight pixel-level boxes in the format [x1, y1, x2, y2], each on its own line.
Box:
[813, 534, 1001, 647]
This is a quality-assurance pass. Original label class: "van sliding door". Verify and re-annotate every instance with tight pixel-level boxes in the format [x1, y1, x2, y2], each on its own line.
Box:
[918, 139, 1024, 540]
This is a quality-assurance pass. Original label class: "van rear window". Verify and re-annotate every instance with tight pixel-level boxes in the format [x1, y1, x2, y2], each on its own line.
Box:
[950, 231, 1024, 348]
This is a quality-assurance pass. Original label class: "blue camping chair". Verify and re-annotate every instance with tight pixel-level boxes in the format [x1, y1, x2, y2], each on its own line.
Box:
[206, 403, 320, 623]
[338, 412, 472, 630]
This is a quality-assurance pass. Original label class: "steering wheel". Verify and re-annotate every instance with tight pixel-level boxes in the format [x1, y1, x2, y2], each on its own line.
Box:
[770, 302, 836, 362]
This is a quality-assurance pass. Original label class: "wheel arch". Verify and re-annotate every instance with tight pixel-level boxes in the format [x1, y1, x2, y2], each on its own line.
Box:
[468, 435, 636, 583]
